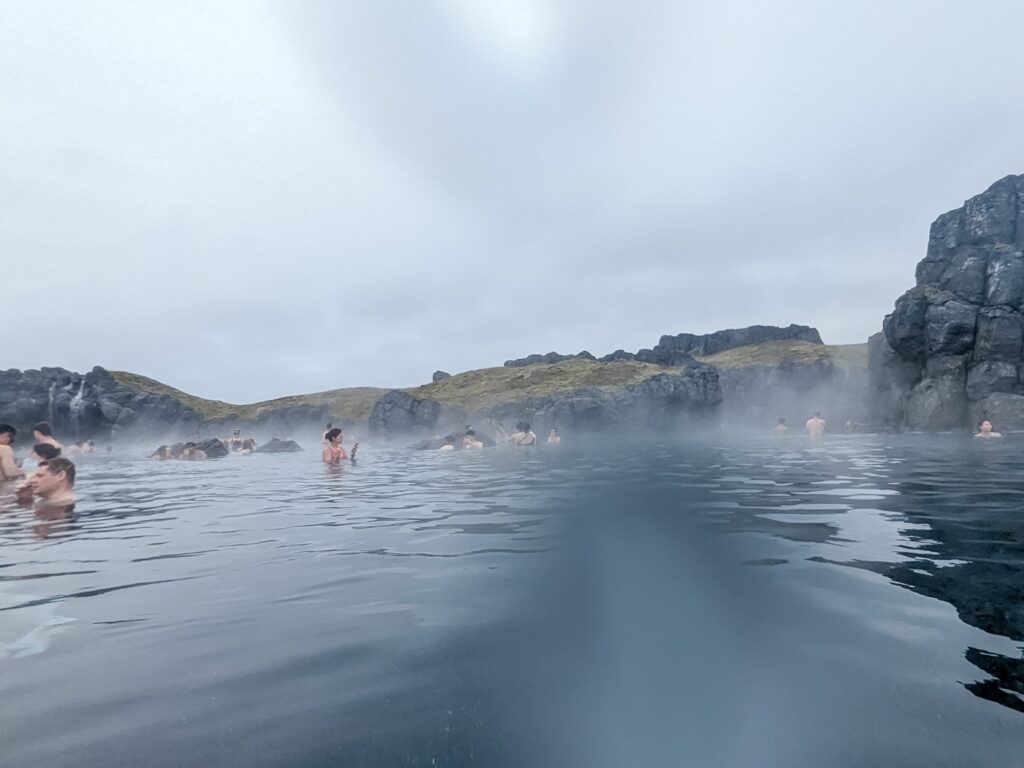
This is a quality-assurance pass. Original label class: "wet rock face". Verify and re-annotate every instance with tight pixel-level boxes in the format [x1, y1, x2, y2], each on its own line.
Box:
[482, 363, 722, 433]
[508, 325, 822, 367]
[872, 174, 1024, 430]
[0, 366, 202, 441]
[368, 390, 442, 439]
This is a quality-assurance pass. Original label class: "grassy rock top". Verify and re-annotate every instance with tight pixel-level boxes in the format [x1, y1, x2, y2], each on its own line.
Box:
[111, 340, 867, 424]
[110, 371, 388, 422]
[696, 341, 868, 370]
[408, 358, 674, 411]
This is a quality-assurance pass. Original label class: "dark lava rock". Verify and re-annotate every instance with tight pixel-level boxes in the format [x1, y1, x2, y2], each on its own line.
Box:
[639, 324, 822, 366]
[256, 438, 303, 453]
[432, 370, 452, 383]
[369, 390, 442, 438]
[503, 351, 595, 367]
[510, 326, 820, 369]
[0, 366, 203, 442]
[196, 438, 229, 458]
[482, 363, 721, 433]
[873, 174, 1024, 430]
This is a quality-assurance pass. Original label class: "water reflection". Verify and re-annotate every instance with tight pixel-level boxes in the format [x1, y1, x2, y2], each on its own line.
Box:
[0, 439, 1021, 767]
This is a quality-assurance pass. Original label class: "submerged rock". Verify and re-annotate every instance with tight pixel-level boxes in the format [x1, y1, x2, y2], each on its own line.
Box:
[872, 174, 1024, 430]
[255, 438, 303, 453]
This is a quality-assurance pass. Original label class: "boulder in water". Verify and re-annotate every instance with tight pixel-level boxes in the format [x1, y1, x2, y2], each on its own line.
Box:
[196, 438, 229, 458]
[255, 438, 303, 453]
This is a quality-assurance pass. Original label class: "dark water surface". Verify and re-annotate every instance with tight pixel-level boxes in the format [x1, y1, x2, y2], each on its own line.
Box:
[1, 436, 1022, 767]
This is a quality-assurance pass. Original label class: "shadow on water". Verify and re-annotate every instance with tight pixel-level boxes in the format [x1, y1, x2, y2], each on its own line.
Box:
[839, 442, 1024, 715]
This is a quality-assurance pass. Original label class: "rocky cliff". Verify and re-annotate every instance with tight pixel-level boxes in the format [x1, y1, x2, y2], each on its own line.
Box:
[0, 366, 204, 440]
[504, 324, 821, 367]
[871, 174, 1024, 430]
[0, 366, 333, 442]
[369, 359, 722, 440]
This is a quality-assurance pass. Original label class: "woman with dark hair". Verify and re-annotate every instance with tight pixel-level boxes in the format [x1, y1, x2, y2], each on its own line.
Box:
[322, 428, 358, 463]
[31, 443, 62, 462]
[33, 422, 62, 452]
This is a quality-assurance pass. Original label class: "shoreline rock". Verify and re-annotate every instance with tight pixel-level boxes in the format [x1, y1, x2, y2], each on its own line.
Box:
[871, 174, 1024, 430]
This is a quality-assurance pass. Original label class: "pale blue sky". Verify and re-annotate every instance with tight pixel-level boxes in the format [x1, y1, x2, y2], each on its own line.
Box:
[3, 0, 1023, 402]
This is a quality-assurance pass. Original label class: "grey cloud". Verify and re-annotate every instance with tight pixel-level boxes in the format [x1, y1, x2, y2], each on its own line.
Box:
[2, 0, 1024, 402]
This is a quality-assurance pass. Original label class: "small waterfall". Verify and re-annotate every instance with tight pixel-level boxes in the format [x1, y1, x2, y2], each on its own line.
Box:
[47, 382, 57, 424]
[69, 379, 87, 438]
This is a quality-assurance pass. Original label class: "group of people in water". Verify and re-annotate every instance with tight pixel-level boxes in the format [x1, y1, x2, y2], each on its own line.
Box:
[436, 421, 561, 452]
[771, 412, 1006, 439]
[0, 422, 79, 512]
[151, 429, 258, 461]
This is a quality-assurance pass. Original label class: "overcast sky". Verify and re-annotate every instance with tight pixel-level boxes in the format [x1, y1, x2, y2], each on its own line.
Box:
[3, 1, 1023, 403]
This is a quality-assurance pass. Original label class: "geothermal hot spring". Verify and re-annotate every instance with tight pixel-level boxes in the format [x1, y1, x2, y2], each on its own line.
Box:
[1, 435, 1022, 767]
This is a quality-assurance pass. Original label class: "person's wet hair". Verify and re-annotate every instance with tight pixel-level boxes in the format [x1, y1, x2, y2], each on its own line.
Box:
[465, 429, 475, 437]
[33, 421, 54, 437]
[0, 424, 15, 438]
[325, 422, 333, 430]
[325, 428, 342, 442]
[184, 442, 196, 449]
[39, 457, 76, 486]
[521, 422, 531, 432]
[151, 445, 169, 458]
[33, 443, 61, 461]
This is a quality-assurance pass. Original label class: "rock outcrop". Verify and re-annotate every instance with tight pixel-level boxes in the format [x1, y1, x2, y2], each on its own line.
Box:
[631, 325, 823, 366]
[871, 174, 1024, 430]
[368, 390, 443, 438]
[432, 370, 451, 383]
[0, 366, 203, 441]
[256, 438, 303, 453]
[505, 325, 822, 368]
[717, 356, 868, 429]
[504, 351, 596, 367]
[480, 363, 721, 434]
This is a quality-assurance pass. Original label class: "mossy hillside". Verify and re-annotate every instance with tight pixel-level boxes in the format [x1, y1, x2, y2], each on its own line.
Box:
[695, 341, 868, 370]
[110, 371, 388, 422]
[111, 341, 868, 422]
[408, 358, 675, 411]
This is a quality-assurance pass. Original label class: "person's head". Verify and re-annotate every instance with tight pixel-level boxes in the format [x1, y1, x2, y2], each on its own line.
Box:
[444, 436, 456, 446]
[813, 412, 821, 419]
[33, 421, 54, 440]
[242, 438, 256, 450]
[233, 428, 241, 436]
[32, 443, 61, 461]
[325, 422, 333, 431]
[465, 429, 475, 437]
[549, 428, 558, 436]
[152, 445, 169, 458]
[183, 442, 196, 451]
[75, 440, 84, 447]
[34, 458, 75, 497]
[521, 422, 531, 432]
[980, 419, 994, 434]
[778, 418, 786, 425]
[0, 424, 15, 445]
[325, 428, 342, 444]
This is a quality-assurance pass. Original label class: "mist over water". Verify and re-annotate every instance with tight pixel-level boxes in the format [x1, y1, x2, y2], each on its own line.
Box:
[1, 436, 1022, 767]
